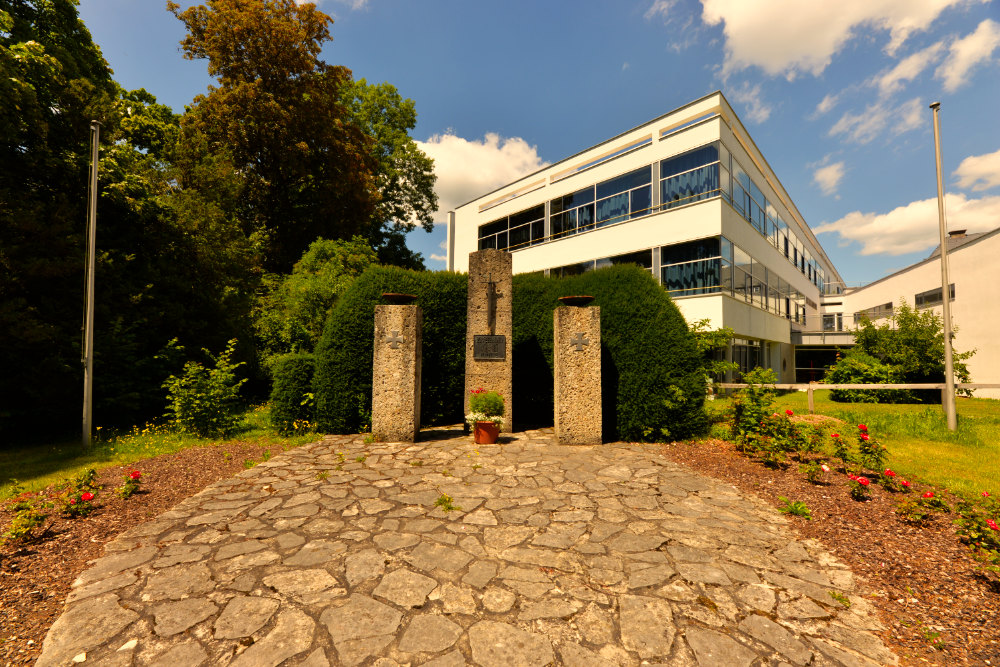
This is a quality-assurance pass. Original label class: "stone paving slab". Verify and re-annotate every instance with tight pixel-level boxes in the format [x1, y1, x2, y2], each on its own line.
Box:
[37, 427, 899, 666]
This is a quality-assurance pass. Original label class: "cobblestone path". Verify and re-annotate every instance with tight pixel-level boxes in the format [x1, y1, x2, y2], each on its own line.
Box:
[38, 428, 898, 666]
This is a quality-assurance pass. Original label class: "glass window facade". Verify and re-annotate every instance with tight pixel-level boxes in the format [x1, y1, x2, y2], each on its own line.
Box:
[595, 166, 652, 227]
[660, 144, 720, 210]
[478, 204, 545, 251]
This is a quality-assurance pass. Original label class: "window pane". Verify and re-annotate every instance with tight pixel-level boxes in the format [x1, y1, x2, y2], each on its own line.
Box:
[497, 231, 508, 251]
[479, 236, 496, 250]
[578, 203, 595, 231]
[610, 249, 653, 268]
[733, 244, 751, 272]
[662, 258, 720, 296]
[530, 219, 545, 245]
[596, 192, 629, 226]
[630, 185, 651, 218]
[509, 205, 544, 229]
[509, 223, 530, 249]
[480, 218, 507, 238]
[661, 164, 720, 209]
[662, 237, 720, 264]
[660, 144, 719, 179]
[596, 166, 651, 200]
[720, 236, 733, 263]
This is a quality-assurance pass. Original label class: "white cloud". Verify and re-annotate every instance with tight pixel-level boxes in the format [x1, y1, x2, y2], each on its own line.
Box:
[813, 93, 839, 117]
[645, 0, 677, 22]
[416, 132, 549, 223]
[813, 161, 846, 196]
[828, 96, 923, 144]
[814, 193, 1000, 255]
[936, 18, 1000, 92]
[429, 253, 447, 262]
[700, 0, 980, 80]
[729, 81, 771, 123]
[872, 41, 945, 97]
[954, 147, 1000, 191]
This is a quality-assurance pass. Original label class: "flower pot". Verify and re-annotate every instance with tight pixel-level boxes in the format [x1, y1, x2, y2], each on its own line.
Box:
[473, 421, 499, 444]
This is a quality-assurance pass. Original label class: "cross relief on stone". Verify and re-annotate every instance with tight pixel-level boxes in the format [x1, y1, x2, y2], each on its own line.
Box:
[385, 330, 404, 349]
[569, 332, 589, 352]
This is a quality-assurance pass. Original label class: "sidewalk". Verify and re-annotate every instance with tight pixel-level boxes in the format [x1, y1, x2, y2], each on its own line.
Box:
[38, 427, 897, 666]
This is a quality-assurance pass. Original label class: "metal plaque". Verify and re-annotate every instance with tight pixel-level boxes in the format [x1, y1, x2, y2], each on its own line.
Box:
[473, 334, 506, 360]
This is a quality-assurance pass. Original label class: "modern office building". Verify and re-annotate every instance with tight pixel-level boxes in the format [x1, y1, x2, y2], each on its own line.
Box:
[447, 91, 843, 383]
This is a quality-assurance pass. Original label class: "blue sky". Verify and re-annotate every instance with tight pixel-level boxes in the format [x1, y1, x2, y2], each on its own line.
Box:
[78, 0, 1000, 286]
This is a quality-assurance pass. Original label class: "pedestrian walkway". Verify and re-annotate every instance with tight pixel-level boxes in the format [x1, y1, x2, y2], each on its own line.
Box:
[38, 427, 898, 666]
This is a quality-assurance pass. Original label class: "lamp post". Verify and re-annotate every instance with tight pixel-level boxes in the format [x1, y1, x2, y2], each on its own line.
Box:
[929, 102, 957, 431]
[83, 120, 100, 448]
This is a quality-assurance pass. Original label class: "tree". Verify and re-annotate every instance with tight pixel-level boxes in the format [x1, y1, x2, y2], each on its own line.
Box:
[827, 300, 974, 403]
[168, 0, 379, 272]
[1, 0, 118, 439]
[342, 79, 437, 269]
[253, 236, 377, 365]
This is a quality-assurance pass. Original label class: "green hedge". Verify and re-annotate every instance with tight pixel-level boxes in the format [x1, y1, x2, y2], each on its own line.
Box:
[313, 267, 467, 433]
[269, 352, 316, 434]
[313, 264, 707, 441]
[510, 266, 707, 441]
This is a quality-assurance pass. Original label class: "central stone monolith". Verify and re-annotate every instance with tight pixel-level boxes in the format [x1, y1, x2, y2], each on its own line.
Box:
[465, 249, 512, 432]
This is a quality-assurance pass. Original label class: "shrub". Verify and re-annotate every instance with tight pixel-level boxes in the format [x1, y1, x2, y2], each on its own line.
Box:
[314, 266, 467, 433]
[163, 339, 247, 438]
[825, 350, 911, 403]
[270, 352, 316, 434]
[468, 389, 504, 416]
[314, 264, 707, 441]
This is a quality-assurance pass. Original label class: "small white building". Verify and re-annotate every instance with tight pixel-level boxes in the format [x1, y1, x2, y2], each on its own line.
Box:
[445, 91, 996, 395]
[817, 228, 1000, 399]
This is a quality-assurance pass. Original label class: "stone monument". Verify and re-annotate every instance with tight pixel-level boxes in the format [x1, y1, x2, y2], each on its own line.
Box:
[371, 296, 422, 442]
[554, 298, 602, 445]
[465, 249, 512, 432]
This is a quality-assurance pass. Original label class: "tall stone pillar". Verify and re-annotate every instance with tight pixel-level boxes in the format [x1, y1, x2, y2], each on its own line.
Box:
[465, 249, 512, 432]
[372, 304, 422, 442]
[554, 303, 602, 445]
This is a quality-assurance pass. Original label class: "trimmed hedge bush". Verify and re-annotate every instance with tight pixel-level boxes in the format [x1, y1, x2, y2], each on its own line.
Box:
[269, 352, 316, 434]
[312, 263, 707, 441]
[510, 265, 707, 441]
[313, 266, 467, 433]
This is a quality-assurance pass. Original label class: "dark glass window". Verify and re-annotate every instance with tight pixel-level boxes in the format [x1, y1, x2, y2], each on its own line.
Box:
[661, 237, 720, 265]
[609, 249, 653, 269]
[596, 166, 651, 200]
[660, 144, 719, 178]
[915, 284, 955, 308]
[662, 259, 720, 297]
[661, 165, 720, 209]
[596, 192, 629, 226]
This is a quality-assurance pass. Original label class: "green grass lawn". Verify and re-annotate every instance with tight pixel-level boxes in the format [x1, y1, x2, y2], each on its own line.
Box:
[708, 389, 1000, 499]
[0, 405, 316, 501]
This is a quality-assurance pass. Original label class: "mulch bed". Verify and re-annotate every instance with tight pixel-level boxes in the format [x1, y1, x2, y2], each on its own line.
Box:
[2, 433, 998, 666]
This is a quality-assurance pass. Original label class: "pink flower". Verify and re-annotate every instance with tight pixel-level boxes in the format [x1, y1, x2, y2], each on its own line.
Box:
[69, 499, 77, 505]
[901, 480, 911, 488]
[821, 464, 830, 473]
[987, 519, 999, 531]
[785, 409, 794, 416]
[831, 433, 840, 438]
[858, 477, 870, 486]
[848, 473, 858, 481]
[81, 492, 94, 501]
[129, 470, 142, 480]
[860, 434, 870, 441]
[983, 492, 991, 498]
[922, 491, 935, 498]
[858, 424, 868, 431]
[884, 469, 896, 477]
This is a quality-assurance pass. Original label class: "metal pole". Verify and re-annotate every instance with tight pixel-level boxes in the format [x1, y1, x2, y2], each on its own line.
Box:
[83, 120, 100, 448]
[930, 102, 957, 431]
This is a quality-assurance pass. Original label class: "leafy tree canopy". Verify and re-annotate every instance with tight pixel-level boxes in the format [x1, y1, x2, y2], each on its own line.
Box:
[253, 236, 378, 365]
[168, 0, 379, 272]
[827, 300, 974, 403]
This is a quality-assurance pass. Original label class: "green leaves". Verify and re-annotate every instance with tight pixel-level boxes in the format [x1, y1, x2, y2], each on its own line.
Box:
[162, 339, 247, 438]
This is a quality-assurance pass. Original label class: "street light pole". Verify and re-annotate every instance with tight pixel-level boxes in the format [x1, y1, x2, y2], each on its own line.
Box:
[929, 102, 957, 431]
[83, 120, 100, 448]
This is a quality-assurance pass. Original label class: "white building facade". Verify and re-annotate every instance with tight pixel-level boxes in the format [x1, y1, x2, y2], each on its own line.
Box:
[448, 92, 842, 383]
[815, 229, 1000, 399]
